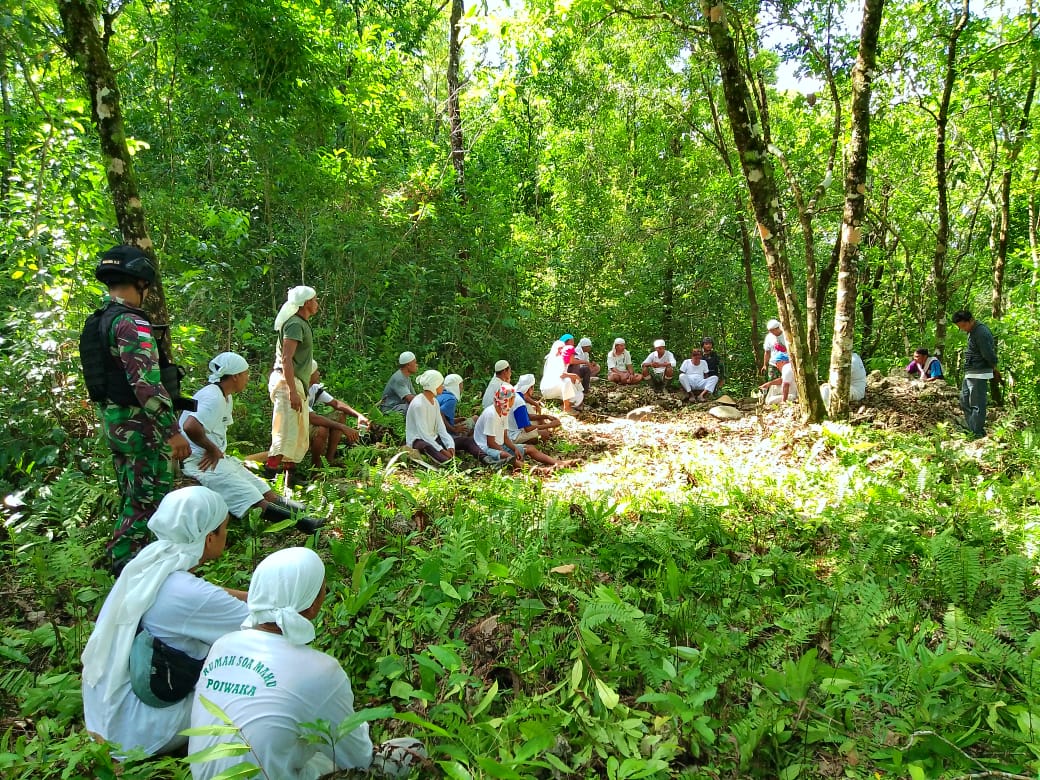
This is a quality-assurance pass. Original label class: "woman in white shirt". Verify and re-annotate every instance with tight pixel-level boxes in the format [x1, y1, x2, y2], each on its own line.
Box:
[81, 486, 248, 758]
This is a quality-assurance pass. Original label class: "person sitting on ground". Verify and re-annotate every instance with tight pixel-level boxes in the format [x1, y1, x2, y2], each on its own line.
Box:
[700, 337, 725, 389]
[474, 384, 524, 465]
[379, 351, 418, 414]
[641, 339, 676, 391]
[306, 361, 368, 467]
[513, 374, 561, 439]
[906, 348, 943, 382]
[438, 374, 476, 434]
[606, 338, 642, 384]
[188, 547, 426, 780]
[82, 486, 249, 759]
[180, 353, 324, 532]
[481, 359, 512, 408]
[509, 374, 551, 443]
[540, 335, 585, 412]
[405, 370, 482, 465]
[760, 352, 797, 404]
[679, 348, 720, 402]
[475, 384, 576, 469]
[570, 338, 600, 392]
[820, 352, 868, 407]
[761, 319, 787, 378]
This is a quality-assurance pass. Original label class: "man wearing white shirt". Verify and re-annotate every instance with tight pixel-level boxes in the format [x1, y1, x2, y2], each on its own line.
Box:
[641, 339, 676, 391]
[678, 348, 720, 401]
[482, 359, 512, 409]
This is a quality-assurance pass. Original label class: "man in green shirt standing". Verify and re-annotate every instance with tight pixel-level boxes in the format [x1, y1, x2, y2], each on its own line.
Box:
[266, 286, 319, 480]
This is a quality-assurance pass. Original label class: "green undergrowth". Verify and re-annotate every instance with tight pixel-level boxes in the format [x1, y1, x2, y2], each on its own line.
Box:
[2, 424, 1039, 779]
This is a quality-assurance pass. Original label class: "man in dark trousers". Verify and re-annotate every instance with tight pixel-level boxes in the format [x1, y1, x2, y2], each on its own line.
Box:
[952, 309, 999, 438]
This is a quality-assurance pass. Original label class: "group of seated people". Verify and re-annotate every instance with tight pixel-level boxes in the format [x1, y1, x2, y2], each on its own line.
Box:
[757, 351, 869, 406]
[604, 336, 725, 400]
[82, 485, 425, 778]
[380, 351, 575, 469]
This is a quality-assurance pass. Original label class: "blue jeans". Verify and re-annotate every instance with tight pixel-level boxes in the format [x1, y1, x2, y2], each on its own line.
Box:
[960, 378, 989, 438]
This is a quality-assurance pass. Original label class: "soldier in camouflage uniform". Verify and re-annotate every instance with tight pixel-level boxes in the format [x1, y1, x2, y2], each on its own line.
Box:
[93, 246, 191, 570]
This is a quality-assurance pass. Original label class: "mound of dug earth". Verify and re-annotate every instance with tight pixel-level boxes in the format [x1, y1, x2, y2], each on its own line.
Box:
[573, 372, 1000, 436]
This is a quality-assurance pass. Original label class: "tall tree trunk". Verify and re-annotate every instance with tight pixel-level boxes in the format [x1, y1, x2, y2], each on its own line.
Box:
[701, 0, 824, 421]
[1030, 165, 1040, 308]
[447, 0, 465, 198]
[57, 0, 170, 328]
[827, 0, 885, 419]
[703, 80, 761, 364]
[1, 44, 10, 203]
[932, 0, 969, 357]
[991, 38, 1036, 318]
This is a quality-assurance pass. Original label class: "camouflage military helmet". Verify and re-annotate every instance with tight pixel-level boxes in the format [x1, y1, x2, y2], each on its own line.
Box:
[96, 245, 157, 285]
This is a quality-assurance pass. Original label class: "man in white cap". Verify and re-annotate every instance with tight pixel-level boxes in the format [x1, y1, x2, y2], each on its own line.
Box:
[181, 353, 325, 532]
[379, 351, 418, 414]
[266, 286, 318, 481]
[570, 337, 600, 392]
[189, 547, 427, 779]
[607, 338, 641, 384]
[482, 359, 512, 408]
[641, 339, 676, 391]
[761, 319, 787, 378]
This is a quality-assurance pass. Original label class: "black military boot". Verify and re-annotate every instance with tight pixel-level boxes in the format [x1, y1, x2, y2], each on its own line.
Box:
[260, 500, 325, 533]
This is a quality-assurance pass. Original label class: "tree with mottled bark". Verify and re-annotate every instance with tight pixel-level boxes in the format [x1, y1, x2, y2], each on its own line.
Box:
[826, 0, 886, 420]
[56, 0, 170, 327]
[700, 0, 825, 422]
[447, 0, 466, 198]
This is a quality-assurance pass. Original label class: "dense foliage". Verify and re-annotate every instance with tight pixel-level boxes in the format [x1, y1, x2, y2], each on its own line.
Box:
[3, 421, 1040, 778]
[1, 0, 1039, 776]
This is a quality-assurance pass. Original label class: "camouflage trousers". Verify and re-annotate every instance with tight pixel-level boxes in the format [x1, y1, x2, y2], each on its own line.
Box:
[102, 406, 173, 568]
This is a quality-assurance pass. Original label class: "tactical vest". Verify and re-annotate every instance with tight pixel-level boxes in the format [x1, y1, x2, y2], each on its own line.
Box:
[80, 302, 185, 407]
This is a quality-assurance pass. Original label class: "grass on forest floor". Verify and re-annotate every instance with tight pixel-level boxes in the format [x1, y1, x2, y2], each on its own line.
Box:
[1, 395, 1038, 780]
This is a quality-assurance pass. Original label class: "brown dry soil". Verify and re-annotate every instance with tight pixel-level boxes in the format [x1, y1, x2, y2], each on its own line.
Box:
[526, 371, 998, 496]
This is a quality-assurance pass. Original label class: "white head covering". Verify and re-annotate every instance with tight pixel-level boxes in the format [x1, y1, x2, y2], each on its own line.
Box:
[515, 373, 536, 394]
[653, 339, 666, 348]
[494, 359, 510, 373]
[578, 337, 592, 348]
[308, 359, 318, 376]
[399, 351, 416, 366]
[613, 337, 626, 346]
[767, 319, 782, 331]
[274, 286, 317, 331]
[442, 374, 463, 398]
[243, 547, 325, 646]
[418, 369, 445, 392]
[81, 487, 229, 701]
[207, 352, 249, 384]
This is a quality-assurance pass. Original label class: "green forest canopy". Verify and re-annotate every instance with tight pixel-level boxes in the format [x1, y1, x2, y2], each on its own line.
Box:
[2, 0, 1040, 776]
